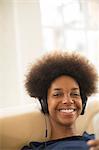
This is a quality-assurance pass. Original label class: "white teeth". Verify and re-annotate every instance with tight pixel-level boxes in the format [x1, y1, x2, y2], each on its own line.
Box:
[60, 109, 74, 113]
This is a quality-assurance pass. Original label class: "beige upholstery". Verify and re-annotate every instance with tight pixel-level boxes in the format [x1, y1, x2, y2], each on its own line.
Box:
[0, 99, 99, 150]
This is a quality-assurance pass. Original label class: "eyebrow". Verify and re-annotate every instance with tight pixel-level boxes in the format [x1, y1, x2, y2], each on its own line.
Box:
[53, 88, 80, 91]
[53, 88, 61, 91]
[71, 88, 80, 91]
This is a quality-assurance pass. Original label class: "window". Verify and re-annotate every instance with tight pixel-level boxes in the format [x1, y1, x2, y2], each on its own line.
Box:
[40, 0, 99, 73]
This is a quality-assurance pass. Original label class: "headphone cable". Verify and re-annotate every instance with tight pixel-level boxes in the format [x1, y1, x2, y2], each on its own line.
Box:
[44, 114, 48, 149]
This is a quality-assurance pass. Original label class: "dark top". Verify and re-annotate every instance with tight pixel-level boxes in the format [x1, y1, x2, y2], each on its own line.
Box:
[21, 132, 95, 150]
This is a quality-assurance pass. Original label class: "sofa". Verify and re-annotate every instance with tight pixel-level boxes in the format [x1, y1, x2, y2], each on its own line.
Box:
[0, 99, 99, 150]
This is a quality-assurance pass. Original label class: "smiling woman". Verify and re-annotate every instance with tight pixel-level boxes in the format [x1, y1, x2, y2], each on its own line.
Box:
[21, 50, 99, 150]
[47, 75, 82, 139]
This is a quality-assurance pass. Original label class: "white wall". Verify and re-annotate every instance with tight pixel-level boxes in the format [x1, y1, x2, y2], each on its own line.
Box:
[0, 0, 43, 108]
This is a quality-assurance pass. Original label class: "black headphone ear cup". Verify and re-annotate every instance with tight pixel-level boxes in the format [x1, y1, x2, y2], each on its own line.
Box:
[81, 101, 87, 115]
[40, 99, 48, 114]
[81, 94, 87, 115]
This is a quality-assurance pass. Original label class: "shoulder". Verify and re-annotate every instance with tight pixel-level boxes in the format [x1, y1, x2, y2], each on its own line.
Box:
[21, 132, 95, 149]
[21, 142, 40, 150]
[82, 131, 95, 141]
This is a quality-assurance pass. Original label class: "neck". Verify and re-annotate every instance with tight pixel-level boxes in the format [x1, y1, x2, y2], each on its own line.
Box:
[50, 120, 78, 140]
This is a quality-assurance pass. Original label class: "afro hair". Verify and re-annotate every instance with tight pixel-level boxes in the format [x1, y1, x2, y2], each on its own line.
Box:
[25, 51, 98, 101]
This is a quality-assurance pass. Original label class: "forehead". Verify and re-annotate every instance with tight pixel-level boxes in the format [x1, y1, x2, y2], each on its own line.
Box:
[49, 75, 80, 91]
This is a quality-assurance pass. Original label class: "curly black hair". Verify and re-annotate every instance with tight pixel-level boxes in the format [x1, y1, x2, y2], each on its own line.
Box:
[25, 50, 98, 114]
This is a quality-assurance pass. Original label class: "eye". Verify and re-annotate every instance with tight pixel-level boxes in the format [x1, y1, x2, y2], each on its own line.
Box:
[71, 92, 80, 98]
[53, 92, 63, 97]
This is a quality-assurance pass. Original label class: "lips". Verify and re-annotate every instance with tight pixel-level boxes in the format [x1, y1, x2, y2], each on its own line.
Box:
[58, 108, 76, 113]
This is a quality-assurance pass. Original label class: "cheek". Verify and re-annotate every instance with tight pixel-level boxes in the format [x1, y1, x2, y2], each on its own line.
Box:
[47, 99, 53, 112]
[77, 100, 83, 112]
[75, 98, 82, 109]
[79, 100, 82, 106]
[47, 98, 56, 113]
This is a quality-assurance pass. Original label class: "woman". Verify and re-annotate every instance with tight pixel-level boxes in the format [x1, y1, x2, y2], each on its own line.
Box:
[22, 51, 99, 150]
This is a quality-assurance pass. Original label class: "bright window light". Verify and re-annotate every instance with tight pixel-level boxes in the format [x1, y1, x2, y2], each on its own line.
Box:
[40, 0, 99, 74]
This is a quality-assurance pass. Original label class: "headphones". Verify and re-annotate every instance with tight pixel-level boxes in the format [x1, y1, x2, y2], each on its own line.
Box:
[80, 93, 87, 115]
[40, 93, 87, 115]
[40, 94, 87, 139]
[40, 99, 48, 114]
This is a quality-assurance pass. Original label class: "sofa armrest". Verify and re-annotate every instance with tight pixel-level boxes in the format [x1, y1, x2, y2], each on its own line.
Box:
[0, 103, 51, 150]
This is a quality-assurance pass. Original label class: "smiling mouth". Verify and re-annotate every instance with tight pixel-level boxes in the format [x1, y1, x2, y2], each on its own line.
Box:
[58, 108, 76, 113]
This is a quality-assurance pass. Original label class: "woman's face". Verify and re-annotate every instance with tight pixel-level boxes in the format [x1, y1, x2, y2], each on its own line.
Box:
[47, 75, 82, 127]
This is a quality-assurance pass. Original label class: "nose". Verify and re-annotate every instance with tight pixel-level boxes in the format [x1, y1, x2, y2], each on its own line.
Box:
[62, 94, 74, 104]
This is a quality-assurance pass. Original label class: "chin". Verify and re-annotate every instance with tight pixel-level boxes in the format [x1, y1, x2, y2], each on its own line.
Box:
[58, 119, 76, 127]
